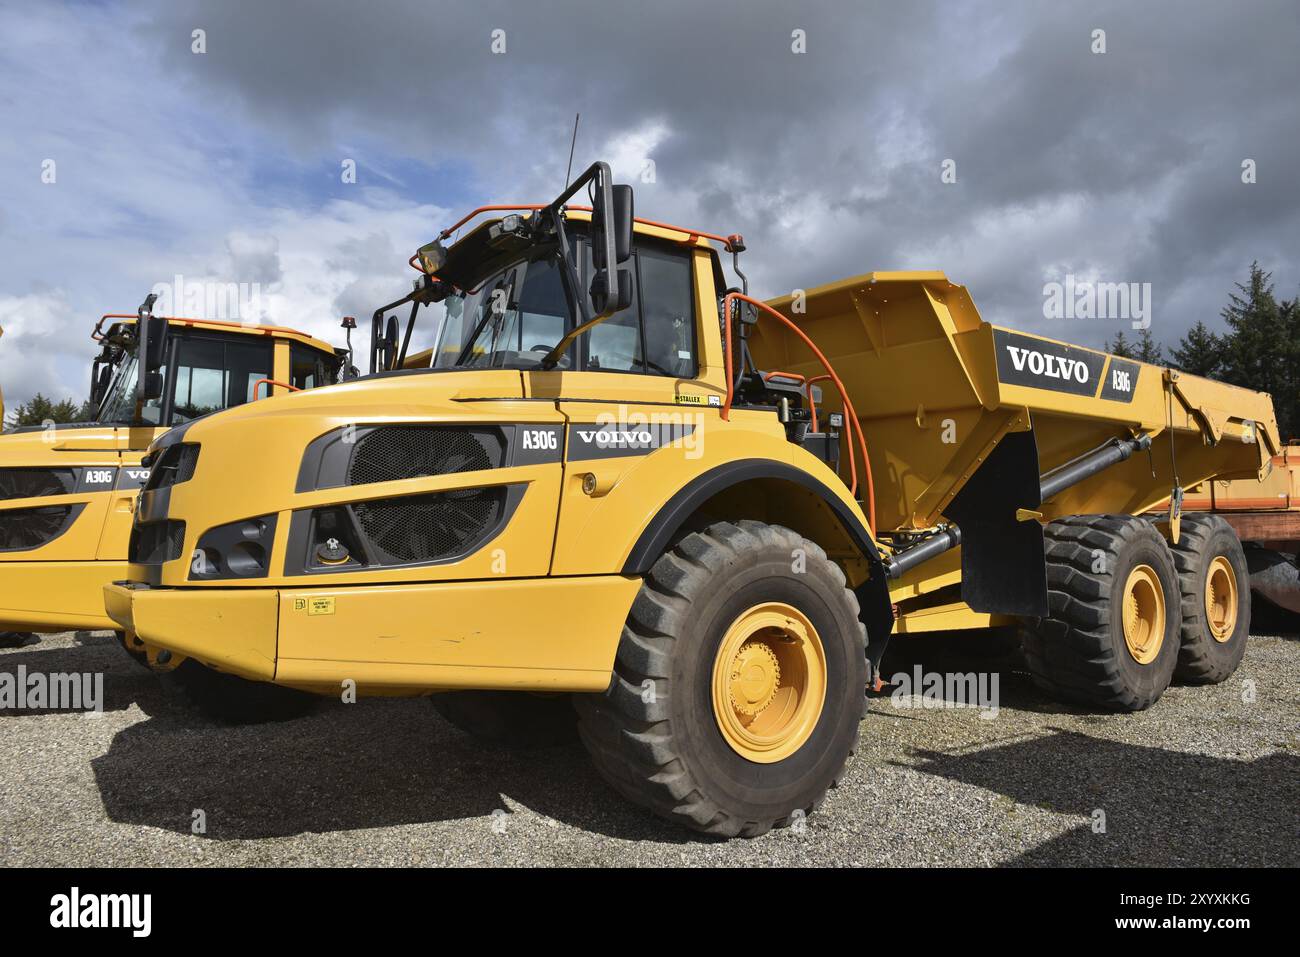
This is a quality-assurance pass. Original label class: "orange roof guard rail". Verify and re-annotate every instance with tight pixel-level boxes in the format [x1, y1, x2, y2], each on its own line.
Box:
[91, 314, 139, 341]
[721, 292, 876, 533]
[410, 205, 742, 272]
[93, 313, 295, 342]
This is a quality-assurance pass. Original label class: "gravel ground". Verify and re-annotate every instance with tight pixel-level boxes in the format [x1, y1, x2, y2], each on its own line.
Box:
[1, 625, 1296, 867]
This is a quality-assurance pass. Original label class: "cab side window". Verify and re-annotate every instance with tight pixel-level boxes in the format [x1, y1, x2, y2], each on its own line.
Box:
[170, 336, 272, 422]
[290, 345, 325, 390]
[583, 241, 642, 372]
[636, 245, 696, 378]
[580, 238, 695, 377]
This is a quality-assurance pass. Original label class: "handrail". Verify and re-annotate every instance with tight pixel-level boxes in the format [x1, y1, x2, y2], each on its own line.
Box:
[721, 291, 876, 532]
[251, 378, 302, 400]
[91, 314, 138, 341]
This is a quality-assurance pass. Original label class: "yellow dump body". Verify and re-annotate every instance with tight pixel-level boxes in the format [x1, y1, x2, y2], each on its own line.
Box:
[757, 272, 1280, 537]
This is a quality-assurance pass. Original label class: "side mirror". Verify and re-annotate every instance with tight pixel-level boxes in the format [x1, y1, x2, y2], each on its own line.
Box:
[143, 316, 169, 372]
[590, 267, 634, 316]
[90, 362, 112, 408]
[141, 371, 165, 402]
[590, 178, 634, 316]
[590, 182, 634, 269]
[611, 185, 633, 264]
[135, 293, 166, 406]
[381, 314, 400, 370]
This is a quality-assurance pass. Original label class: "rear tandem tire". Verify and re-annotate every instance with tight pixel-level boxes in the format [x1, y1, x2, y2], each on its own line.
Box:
[1168, 514, 1250, 684]
[1021, 514, 1181, 711]
[574, 520, 867, 838]
[168, 659, 320, 724]
[429, 691, 579, 748]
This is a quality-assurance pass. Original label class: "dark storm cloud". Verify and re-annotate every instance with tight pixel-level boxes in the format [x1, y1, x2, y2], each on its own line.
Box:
[137, 0, 1300, 347]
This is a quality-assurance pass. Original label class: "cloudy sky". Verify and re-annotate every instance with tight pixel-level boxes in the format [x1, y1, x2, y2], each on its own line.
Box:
[1, 0, 1296, 406]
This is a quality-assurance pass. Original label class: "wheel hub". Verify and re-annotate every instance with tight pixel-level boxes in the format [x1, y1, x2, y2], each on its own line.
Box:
[1122, 564, 1166, 665]
[1205, 555, 1238, 642]
[729, 641, 781, 716]
[711, 602, 827, 764]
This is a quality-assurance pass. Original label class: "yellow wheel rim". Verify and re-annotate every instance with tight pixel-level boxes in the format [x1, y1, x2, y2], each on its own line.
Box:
[1122, 564, 1166, 665]
[711, 602, 827, 764]
[1205, 556, 1239, 642]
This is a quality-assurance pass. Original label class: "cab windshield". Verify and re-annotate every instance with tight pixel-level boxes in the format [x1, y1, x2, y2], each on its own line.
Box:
[433, 252, 574, 370]
[96, 354, 164, 425]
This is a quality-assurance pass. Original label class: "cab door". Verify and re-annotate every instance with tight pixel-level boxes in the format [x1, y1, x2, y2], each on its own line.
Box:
[526, 236, 728, 575]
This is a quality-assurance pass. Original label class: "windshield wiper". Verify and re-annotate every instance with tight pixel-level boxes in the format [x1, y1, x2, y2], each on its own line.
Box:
[454, 274, 518, 367]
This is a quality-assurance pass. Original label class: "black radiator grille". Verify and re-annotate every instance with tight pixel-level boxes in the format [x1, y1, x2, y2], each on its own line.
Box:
[0, 505, 77, 551]
[0, 468, 76, 500]
[144, 443, 200, 491]
[351, 487, 506, 565]
[128, 520, 187, 565]
[348, 427, 502, 487]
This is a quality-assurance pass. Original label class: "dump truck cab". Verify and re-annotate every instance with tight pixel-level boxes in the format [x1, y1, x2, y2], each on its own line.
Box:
[0, 307, 340, 637]
[107, 162, 1281, 837]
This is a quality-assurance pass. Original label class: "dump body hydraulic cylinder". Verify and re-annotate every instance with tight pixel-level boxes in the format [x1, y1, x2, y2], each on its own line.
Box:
[1039, 434, 1152, 501]
[884, 527, 962, 579]
[885, 433, 1152, 579]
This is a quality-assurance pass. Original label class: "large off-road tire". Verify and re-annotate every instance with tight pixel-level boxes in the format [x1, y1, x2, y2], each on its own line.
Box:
[430, 691, 578, 748]
[167, 659, 319, 724]
[1021, 515, 1181, 711]
[1168, 515, 1250, 684]
[574, 521, 867, 838]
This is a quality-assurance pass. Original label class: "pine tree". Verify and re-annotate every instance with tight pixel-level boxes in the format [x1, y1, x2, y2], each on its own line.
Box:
[3, 393, 85, 428]
[1219, 262, 1292, 437]
[1275, 296, 1299, 440]
[1106, 331, 1135, 358]
[1134, 328, 1163, 363]
[1170, 321, 1222, 377]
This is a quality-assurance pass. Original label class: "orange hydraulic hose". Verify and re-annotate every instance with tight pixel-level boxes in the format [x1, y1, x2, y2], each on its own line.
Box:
[805, 374, 833, 433]
[721, 292, 876, 533]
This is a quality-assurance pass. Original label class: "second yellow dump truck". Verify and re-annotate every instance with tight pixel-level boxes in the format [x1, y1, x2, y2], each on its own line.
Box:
[106, 164, 1280, 836]
[1159, 443, 1300, 617]
[1, 297, 340, 649]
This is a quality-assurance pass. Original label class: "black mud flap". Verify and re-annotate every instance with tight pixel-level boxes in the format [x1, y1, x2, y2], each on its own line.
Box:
[854, 568, 895, 682]
[942, 430, 1047, 618]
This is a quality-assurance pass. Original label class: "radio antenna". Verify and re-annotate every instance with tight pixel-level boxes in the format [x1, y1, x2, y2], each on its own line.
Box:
[563, 113, 580, 187]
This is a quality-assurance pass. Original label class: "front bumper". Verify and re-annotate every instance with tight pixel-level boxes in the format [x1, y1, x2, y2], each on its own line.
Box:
[105, 575, 641, 693]
[105, 581, 279, 680]
[0, 561, 130, 632]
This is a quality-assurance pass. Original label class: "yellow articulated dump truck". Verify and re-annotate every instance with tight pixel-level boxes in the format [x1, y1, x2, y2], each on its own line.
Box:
[105, 163, 1279, 836]
[0, 296, 341, 650]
